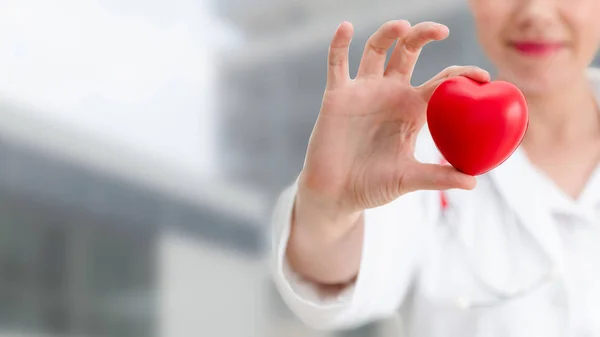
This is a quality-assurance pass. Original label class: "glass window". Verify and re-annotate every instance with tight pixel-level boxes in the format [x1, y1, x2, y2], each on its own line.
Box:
[0, 194, 157, 337]
[83, 225, 157, 337]
[0, 198, 70, 334]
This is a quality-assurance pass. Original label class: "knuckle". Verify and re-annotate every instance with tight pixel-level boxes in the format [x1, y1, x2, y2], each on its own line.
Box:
[329, 59, 344, 68]
[328, 55, 344, 68]
[367, 40, 388, 55]
[403, 40, 420, 53]
[328, 47, 346, 64]
[404, 33, 428, 53]
[417, 29, 430, 40]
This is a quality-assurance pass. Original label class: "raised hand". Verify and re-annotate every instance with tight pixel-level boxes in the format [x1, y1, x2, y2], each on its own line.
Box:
[300, 20, 488, 214]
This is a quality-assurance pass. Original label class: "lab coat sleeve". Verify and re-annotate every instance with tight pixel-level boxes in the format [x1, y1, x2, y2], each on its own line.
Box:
[270, 129, 440, 331]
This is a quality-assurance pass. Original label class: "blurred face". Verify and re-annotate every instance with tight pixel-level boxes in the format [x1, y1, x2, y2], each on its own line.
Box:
[469, 0, 600, 95]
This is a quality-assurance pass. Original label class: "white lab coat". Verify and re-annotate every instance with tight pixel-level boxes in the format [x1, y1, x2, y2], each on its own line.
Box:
[271, 68, 600, 337]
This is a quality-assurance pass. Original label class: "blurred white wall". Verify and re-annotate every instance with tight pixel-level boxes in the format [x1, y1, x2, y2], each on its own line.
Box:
[158, 230, 268, 337]
[0, 0, 239, 177]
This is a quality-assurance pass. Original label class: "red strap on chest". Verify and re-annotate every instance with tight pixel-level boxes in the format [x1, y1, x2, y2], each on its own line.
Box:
[439, 158, 449, 211]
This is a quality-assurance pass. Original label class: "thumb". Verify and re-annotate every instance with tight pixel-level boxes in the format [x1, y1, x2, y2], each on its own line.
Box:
[418, 65, 490, 101]
[400, 161, 476, 193]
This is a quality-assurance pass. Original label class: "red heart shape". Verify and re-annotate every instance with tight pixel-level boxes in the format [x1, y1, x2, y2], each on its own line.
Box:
[427, 76, 529, 176]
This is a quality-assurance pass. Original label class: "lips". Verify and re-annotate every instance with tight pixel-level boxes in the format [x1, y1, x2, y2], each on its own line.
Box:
[510, 41, 564, 56]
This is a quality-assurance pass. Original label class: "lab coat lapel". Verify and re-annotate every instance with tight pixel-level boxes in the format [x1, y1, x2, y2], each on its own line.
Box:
[493, 67, 600, 265]
[488, 148, 565, 274]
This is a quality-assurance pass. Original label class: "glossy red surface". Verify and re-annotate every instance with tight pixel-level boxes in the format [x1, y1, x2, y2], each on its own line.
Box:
[427, 76, 529, 176]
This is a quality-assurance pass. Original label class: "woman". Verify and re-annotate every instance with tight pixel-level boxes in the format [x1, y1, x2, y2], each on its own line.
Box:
[271, 0, 600, 336]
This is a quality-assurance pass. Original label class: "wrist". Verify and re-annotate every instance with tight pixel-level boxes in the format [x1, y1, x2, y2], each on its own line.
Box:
[295, 178, 363, 240]
[297, 173, 360, 219]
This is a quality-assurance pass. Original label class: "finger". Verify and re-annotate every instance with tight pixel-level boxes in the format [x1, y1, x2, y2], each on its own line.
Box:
[327, 22, 354, 89]
[418, 65, 491, 101]
[399, 161, 476, 193]
[356, 20, 411, 78]
[385, 22, 449, 79]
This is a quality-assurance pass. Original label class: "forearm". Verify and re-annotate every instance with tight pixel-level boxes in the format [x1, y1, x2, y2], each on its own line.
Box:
[286, 187, 364, 286]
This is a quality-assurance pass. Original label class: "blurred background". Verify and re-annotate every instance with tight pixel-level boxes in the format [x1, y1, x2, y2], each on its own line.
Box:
[0, 0, 599, 337]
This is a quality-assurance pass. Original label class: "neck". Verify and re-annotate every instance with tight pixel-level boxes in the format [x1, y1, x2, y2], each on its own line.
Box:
[505, 74, 600, 145]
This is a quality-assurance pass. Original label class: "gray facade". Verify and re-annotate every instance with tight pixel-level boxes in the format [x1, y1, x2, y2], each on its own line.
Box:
[0, 100, 265, 337]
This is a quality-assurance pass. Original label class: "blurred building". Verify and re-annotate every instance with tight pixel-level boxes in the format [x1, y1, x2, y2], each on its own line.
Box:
[0, 101, 270, 337]
[1, 1, 273, 336]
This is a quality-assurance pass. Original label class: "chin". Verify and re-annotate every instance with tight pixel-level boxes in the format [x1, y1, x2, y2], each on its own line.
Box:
[498, 65, 582, 96]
